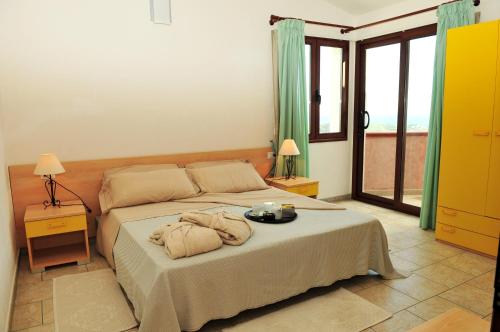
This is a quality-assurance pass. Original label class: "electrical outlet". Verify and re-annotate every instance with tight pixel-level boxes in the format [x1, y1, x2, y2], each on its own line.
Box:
[267, 152, 275, 159]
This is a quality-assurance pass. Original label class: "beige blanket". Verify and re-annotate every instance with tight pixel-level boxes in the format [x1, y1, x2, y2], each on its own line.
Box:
[179, 210, 253, 245]
[113, 204, 400, 332]
[149, 222, 223, 259]
[96, 187, 344, 267]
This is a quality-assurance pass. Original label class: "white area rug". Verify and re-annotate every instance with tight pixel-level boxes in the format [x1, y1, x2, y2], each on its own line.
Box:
[224, 287, 391, 332]
[53, 269, 137, 332]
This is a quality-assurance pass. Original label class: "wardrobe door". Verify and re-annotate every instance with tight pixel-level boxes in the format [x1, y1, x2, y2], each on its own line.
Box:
[438, 21, 499, 215]
[486, 21, 500, 219]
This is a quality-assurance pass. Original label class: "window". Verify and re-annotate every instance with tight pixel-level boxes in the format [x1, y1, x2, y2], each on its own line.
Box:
[305, 37, 349, 143]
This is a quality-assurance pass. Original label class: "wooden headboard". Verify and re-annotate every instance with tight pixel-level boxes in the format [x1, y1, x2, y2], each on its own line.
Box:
[9, 147, 273, 248]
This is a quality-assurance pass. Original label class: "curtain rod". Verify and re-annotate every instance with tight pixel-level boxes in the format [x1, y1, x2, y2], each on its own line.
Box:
[269, 0, 480, 34]
[269, 15, 353, 29]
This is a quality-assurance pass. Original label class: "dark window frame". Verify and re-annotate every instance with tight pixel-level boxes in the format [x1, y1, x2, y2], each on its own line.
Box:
[306, 36, 349, 143]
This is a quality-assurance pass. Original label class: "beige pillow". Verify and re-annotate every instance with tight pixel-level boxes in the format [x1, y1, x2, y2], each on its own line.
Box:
[187, 163, 269, 193]
[99, 168, 197, 213]
[185, 160, 247, 169]
[103, 163, 178, 179]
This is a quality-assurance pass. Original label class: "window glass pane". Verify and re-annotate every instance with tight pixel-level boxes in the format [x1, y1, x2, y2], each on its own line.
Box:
[362, 43, 401, 200]
[403, 35, 436, 207]
[319, 46, 343, 133]
[305, 44, 311, 134]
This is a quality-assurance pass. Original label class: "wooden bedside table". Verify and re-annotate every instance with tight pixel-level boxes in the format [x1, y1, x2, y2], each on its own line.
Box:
[24, 200, 90, 273]
[266, 177, 319, 198]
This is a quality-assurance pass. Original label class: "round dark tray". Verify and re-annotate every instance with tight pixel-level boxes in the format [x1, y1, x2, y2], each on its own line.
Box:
[244, 210, 297, 224]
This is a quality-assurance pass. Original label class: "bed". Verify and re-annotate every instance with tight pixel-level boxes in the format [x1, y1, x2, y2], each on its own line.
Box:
[96, 186, 399, 332]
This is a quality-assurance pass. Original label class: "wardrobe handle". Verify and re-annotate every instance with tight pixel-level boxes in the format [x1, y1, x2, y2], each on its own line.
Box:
[441, 225, 456, 234]
[473, 130, 491, 136]
[495, 131, 500, 137]
[442, 209, 457, 217]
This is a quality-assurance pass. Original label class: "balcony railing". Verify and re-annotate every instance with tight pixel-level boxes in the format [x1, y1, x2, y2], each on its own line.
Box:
[363, 132, 428, 194]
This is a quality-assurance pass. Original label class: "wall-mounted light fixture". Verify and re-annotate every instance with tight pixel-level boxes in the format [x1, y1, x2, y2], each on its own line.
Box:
[150, 0, 171, 25]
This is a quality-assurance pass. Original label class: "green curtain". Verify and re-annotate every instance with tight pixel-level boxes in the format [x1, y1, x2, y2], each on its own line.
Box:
[420, 0, 475, 230]
[275, 19, 309, 177]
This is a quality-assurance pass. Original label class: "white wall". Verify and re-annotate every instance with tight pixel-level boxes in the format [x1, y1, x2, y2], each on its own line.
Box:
[0, 111, 16, 331]
[0, 0, 499, 203]
[0, 0, 355, 199]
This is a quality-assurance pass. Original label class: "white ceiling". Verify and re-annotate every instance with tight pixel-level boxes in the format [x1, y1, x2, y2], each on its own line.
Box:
[327, 0, 407, 15]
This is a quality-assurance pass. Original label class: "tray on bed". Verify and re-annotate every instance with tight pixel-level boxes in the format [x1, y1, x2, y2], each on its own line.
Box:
[244, 210, 297, 224]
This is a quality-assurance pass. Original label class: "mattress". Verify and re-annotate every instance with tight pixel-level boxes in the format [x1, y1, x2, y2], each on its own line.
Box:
[111, 204, 399, 332]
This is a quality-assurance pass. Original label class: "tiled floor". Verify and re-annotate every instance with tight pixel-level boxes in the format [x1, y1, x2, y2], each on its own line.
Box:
[9, 200, 496, 332]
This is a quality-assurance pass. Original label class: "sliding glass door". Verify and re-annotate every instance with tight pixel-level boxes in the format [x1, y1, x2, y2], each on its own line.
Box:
[402, 36, 436, 207]
[353, 25, 436, 215]
[362, 43, 401, 201]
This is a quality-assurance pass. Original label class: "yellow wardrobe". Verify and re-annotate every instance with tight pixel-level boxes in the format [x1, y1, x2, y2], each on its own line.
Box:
[436, 20, 500, 257]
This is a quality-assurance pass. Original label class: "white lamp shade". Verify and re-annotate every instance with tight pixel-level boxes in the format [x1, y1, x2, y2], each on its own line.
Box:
[279, 139, 300, 156]
[34, 153, 65, 176]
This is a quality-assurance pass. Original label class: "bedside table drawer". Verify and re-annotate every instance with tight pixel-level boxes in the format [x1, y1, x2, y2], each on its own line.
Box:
[25, 214, 87, 238]
[286, 183, 318, 197]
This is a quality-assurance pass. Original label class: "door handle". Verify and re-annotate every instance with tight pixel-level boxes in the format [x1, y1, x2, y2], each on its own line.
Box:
[473, 130, 490, 136]
[362, 110, 370, 130]
[315, 89, 322, 105]
[495, 131, 500, 137]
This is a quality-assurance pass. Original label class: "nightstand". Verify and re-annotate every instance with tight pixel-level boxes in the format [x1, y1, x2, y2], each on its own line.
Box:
[24, 200, 90, 273]
[266, 177, 319, 198]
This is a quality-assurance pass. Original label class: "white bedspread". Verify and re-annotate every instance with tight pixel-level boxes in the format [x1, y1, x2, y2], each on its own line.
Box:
[112, 205, 399, 332]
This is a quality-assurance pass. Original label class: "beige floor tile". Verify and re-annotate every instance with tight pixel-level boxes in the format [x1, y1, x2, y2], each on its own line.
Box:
[407, 296, 471, 321]
[11, 302, 42, 331]
[389, 254, 421, 273]
[397, 228, 434, 242]
[393, 247, 446, 267]
[372, 310, 424, 332]
[441, 252, 496, 276]
[466, 270, 495, 292]
[383, 274, 448, 301]
[484, 313, 492, 321]
[42, 264, 87, 281]
[15, 280, 52, 305]
[387, 234, 427, 251]
[440, 283, 493, 316]
[17, 324, 55, 332]
[356, 284, 418, 314]
[86, 254, 111, 272]
[16, 256, 42, 285]
[42, 299, 53, 324]
[416, 241, 464, 258]
[338, 275, 382, 293]
[414, 263, 475, 288]
[17, 269, 42, 285]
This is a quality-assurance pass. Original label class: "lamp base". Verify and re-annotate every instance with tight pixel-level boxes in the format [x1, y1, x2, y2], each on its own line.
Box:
[284, 156, 296, 180]
[42, 175, 61, 209]
[42, 200, 61, 209]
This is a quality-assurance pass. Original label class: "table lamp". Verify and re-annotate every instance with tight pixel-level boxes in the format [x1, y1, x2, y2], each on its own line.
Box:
[279, 139, 300, 180]
[33, 153, 92, 212]
[34, 153, 65, 208]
